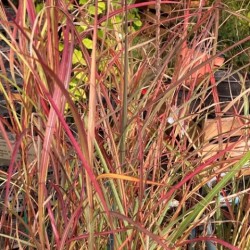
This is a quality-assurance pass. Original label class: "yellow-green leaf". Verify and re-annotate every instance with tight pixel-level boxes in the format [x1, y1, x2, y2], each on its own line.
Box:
[79, 0, 87, 4]
[88, 5, 106, 15]
[74, 71, 86, 80]
[35, 3, 43, 13]
[59, 43, 64, 52]
[99, 2, 106, 11]
[134, 19, 142, 27]
[82, 38, 93, 50]
[72, 49, 86, 65]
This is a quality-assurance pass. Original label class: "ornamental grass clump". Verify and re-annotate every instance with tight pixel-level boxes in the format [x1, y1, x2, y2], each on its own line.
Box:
[0, 0, 249, 249]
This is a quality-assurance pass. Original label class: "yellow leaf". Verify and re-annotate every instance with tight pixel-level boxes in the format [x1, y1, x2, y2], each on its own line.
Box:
[97, 173, 164, 186]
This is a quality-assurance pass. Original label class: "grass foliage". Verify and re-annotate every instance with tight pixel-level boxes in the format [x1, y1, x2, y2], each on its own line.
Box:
[0, 0, 249, 249]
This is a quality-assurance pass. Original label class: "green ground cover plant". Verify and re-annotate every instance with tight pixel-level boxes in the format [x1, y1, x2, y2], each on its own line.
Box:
[0, 0, 249, 249]
[217, 0, 250, 68]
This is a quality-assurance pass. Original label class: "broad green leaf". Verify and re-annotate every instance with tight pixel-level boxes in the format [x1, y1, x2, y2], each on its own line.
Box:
[82, 38, 93, 50]
[99, 2, 106, 11]
[71, 88, 86, 99]
[35, 3, 43, 13]
[88, 5, 105, 15]
[134, 19, 142, 27]
[69, 79, 87, 101]
[59, 43, 64, 52]
[74, 71, 87, 80]
[76, 25, 87, 32]
[97, 30, 103, 39]
[72, 49, 86, 65]
[88, 6, 95, 15]
[79, 0, 88, 4]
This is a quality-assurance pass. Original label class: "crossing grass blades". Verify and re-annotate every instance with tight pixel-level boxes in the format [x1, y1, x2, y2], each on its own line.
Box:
[0, 0, 250, 249]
